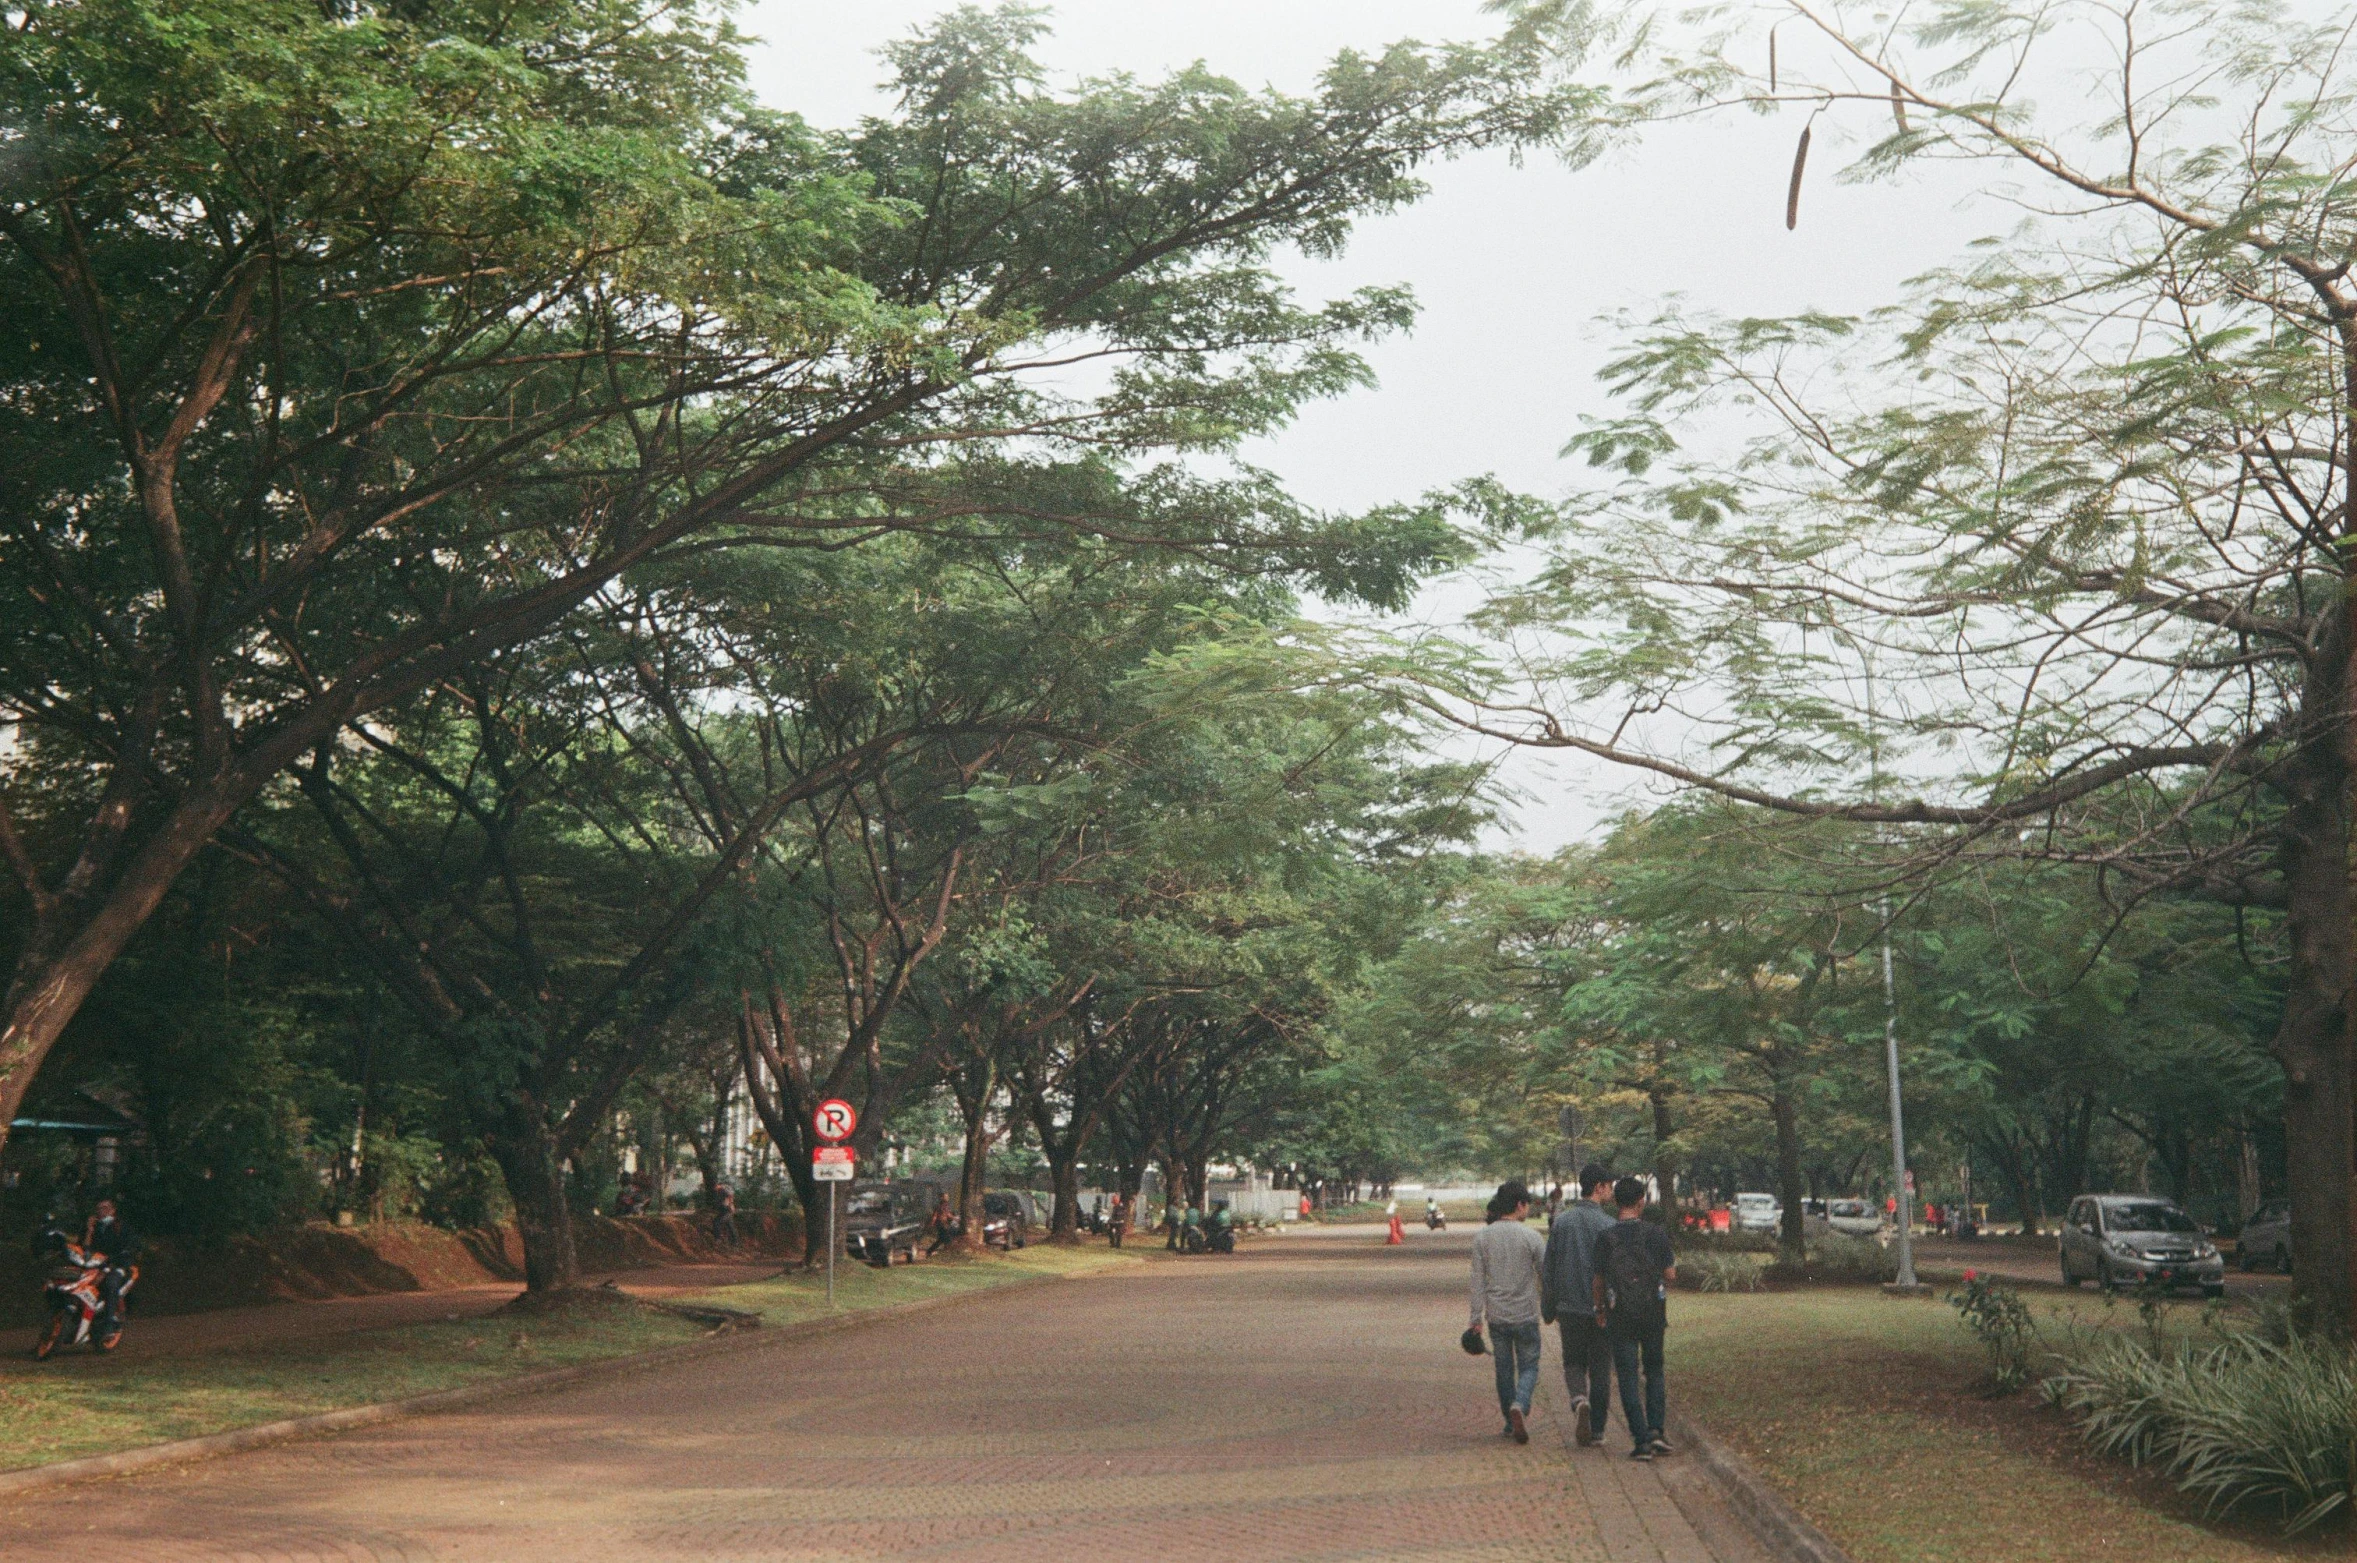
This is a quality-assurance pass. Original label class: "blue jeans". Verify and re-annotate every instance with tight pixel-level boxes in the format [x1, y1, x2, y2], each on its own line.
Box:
[1490, 1318, 1542, 1423]
[1612, 1325, 1666, 1449]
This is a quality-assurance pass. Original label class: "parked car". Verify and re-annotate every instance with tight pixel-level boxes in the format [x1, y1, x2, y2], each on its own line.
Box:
[980, 1190, 1030, 1250]
[1732, 1192, 1781, 1233]
[2059, 1194, 2225, 1296]
[843, 1180, 939, 1267]
[2238, 1202, 2292, 1273]
[1825, 1198, 1884, 1238]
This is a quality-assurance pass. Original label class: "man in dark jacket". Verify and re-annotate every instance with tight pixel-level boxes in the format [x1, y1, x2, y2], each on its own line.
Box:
[1540, 1165, 1618, 1446]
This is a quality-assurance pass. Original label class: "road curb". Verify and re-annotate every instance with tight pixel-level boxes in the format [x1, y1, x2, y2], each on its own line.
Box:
[0, 1266, 1088, 1499]
[1667, 1409, 1855, 1563]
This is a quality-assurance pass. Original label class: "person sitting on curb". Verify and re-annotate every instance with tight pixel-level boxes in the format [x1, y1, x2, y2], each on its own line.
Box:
[1593, 1175, 1678, 1462]
[1467, 1179, 1547, 1444]
[1541, 1163, 1619, 1447]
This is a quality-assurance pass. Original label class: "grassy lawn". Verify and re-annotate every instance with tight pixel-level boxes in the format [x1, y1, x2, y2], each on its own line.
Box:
[1670, 1287, 2345, 1562]
[676, 1240, 1136, 1325]
[0, 1241, 1132, 1473]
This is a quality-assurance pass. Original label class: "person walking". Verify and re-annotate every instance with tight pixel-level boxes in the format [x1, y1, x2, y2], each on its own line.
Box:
[1467, 1179, 1547, 1444]
[1593, 1175, 1678, 1461]
[711, 1183, 739, 1248]
[1541, 1164, 1619, 1447]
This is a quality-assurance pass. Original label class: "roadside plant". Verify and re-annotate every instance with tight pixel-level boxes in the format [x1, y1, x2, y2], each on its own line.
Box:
[1949, 1271, 2040, 1395]
[1769, 1232, 1896, 1286]
[1685, 1250, 1765, 1293]
[2043, 1326, 2354, 1533]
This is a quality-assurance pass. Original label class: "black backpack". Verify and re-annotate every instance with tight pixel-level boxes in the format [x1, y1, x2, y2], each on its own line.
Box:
[1602, 1224, 1664, 1331]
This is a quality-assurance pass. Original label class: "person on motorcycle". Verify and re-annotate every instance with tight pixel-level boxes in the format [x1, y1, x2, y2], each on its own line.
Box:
[1426, 1196, 1442, 1227]
[83, 1197, 138, 1339]
[1207, 1200, 1235, 1252]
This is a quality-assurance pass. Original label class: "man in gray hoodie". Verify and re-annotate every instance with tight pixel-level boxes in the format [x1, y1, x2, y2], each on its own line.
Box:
[1467, 1179, 1546, 1443]
[1541, 1164, 1618, 1446]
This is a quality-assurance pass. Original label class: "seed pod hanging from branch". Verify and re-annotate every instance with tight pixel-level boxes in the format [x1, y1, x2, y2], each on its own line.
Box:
[1891, 81, 1908, 133]
[1769, 26, 1779, 92]
[1785, 122, 1811, 230]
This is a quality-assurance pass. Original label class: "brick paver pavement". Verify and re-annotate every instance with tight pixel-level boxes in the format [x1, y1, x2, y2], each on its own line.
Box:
[0, 1225, 1770, 1562]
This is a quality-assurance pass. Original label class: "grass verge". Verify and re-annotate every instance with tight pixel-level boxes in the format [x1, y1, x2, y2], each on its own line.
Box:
[675, 1240, 1136, 1325]
[1669, 1288, 2346, 1563]
[1, 1241, 1133, 1473]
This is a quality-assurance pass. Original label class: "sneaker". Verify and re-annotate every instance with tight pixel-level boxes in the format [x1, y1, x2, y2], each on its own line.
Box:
[1647, 1436, 1674, 1457]
[1628, 1446, 1654, 1462]
[1573, 1397, 1597, 1446]
[1507, 1406, 1530, 1444]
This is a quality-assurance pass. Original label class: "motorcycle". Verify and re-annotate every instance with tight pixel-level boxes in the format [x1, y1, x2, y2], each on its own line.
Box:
[1425, 1208, 1447, 1231]
[1205, 1221, 1236, 1255]
[33, 1226, 135, 1359]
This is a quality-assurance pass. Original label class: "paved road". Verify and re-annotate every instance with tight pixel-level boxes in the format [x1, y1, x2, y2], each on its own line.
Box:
[0, 1225, 1768, 1562]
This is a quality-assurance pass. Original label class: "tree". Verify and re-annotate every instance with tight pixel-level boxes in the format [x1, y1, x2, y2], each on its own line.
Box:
[1409, 0, 2357, 1329]
[0, 0, 1597, 1152]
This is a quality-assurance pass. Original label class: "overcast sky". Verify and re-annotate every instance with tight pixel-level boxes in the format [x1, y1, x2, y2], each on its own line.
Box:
[741, 1, 2009, 852]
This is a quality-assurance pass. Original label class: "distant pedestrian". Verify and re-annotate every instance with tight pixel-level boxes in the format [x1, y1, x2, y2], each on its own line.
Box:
[1107, 1191, 1127, 1249]
[711, 1183, 739, 1247]
[1593, 1175, 1678, 1461]
[1467, 1179, 1546, 1444]
[925, 1190, 958, 1255]
[1542, 1163, 1619, 1447]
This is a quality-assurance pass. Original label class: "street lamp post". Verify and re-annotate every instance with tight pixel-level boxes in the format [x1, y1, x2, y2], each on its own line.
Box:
[1878, 903, 1919, 1289]
[1853, 633, 1924, 1293]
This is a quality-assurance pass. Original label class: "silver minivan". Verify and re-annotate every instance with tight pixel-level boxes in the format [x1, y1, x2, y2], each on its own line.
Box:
[2059, 1194, 2224, 1296]
[2239, 1202, 2292, 1273]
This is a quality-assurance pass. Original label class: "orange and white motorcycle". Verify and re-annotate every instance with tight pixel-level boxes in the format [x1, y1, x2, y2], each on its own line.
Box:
[32, 1225, 135, 1359]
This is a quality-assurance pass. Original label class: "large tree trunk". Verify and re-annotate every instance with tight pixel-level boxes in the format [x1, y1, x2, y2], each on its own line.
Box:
[488, 1120, 578, 1293]
[1047, 1156, 1082, 1244]
[0, 788, 246, 1153]
[1770, 1072, 1807, 1265]
[953, 1068, 996, 1255]
[1983, 1133, 2043, 1237]
[1648, 1068, 1681, 1231]
[2274, 729, 2354, 1335]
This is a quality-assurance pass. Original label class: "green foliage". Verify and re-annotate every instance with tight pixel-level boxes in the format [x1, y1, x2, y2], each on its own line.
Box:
[1949, 1273, 2040, 1394]
[1685, 1250, 1766, 1293]
[2044, 1323, 2355, 1533]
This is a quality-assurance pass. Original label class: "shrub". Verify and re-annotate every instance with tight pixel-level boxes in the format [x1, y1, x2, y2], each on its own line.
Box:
[1950, 1271, 2039, 1393]
[1685, 1250, 1766, 1293]
[2043, 1323, 2354, 1532]
[1679, 1228, 1777, 1255]
[1807, 1232, 1899, 1282]
[1763, 1231, 1898, 1284]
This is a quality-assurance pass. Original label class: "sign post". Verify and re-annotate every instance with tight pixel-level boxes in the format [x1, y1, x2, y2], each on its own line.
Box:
[813, 1099, 858, 1308]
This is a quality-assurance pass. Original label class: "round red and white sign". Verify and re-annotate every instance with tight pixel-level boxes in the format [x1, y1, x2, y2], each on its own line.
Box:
[813, 1098, 858, 1143]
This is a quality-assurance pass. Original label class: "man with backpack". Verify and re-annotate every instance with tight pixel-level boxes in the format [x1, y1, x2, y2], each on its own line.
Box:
[1541, 1164, 1619, 1446]
[1467, 1180, 1547, 1444]
[1592, 1175, 1678, 1461]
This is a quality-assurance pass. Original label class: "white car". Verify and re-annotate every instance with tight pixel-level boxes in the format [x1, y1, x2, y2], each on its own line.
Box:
[1825, 1198, 1884, 1238]
[1733, 1192, 1781, 1233]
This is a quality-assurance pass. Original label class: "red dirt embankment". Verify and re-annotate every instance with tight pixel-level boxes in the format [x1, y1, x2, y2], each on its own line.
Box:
[0, 1212, 802, 1326]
